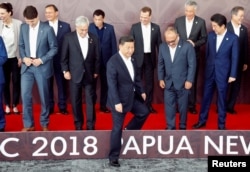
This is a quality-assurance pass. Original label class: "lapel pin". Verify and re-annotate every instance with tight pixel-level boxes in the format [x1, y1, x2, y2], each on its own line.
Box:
[226, 38, 229, 40]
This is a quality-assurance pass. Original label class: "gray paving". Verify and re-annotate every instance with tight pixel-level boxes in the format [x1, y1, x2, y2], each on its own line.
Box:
[0, 158, 207, 172]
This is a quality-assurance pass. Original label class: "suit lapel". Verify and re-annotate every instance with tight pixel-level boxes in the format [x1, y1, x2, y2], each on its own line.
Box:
[118, 54, 133, 82]
[173, 40, 182, 63]
[36, 23, 43, 51]
[138, 24, 144, 45]
[217, 31, 229, 53]
[73, 32, 84, 58]
[189, 16, 198, 38]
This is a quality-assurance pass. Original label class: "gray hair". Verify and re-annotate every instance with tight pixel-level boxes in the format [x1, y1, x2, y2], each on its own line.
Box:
[185, 0, 197, 9]
[75, 16, 89, 27]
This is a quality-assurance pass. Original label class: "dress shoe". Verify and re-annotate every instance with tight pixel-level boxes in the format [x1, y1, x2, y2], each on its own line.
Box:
[148, 106, 157, 113]
[87, 127, 95, 130]
[22, 127, 35, 132]
[59, 108, 69, 115]
[109, 160, 120, 167]
[42, 126, 49, 131]
[5, 106, 10, 115]
[218, 126, 226, 130]
[192, 122, 206, 129]
[75, 127, 82, 130]
[13, 107, 20, 114]
[100, 106, 111, 113]
[49, 108, 54, 115]
[179, 127, 186, 130]
[189, 108, 197, 114]
[0, 128, 4, 132]
[227, 108, 237, 114]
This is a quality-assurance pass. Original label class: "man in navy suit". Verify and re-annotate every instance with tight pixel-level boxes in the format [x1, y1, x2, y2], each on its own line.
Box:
[89, 9, 117, 113]
[61, 16, 99, 130]
[0, 36, 7, 132]
[193, 14, 239, 130]
[130, 6, 162, 113]
[19, 6, 58, 131]
[107, 36, 149, 167]
[226, 6, 248, 114]
[158, 26, 196, 130]
[45, 4, 71, 115]
[174, 0, 207, 114]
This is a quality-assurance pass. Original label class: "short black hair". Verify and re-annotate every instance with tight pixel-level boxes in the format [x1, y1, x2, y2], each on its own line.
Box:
[45, 4, 58, 12]
[23, 5, 38, 19]
[210, 13, 227, 27]
[119, 36, 134, 45]
[93, 9, 105, 18]
[0, 2, 13, 16]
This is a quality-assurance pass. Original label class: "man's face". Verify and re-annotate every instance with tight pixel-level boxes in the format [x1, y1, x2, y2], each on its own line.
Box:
[232, 10, 244, 25]
[25, 17, 39, 28]
[140, 11, 151, 25]
[0, 8, 11, 22]
[185, 5, 196, 20]
[45, 6, 58, 21]
[165, 31, 178, 48]
[93, 15, 104, 28]
[119, 42, 134, 58]
[76, 24, 88, 38]
[211, 21, 225, 35]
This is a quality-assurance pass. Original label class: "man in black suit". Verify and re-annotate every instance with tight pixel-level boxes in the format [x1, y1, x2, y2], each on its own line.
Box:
[226, 6, 248, 114]
[158, 26, 196, 130]
[130, 6, 162, 113]
[107, 36, 149, 167]
[45, 4, 71, 115]
[61, 16, 99, 130]
[174, 0, 207, 114]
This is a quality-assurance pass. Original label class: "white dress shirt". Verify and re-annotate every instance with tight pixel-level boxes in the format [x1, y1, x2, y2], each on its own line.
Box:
[141, 23, 151, 53]
[185, 17, 194, 38]
[77, 33, 89, 59]
[232, 22, 240, 37]
[49, 20, 58, 36]
[29, 21, 40, 57]
[168, 45, 177, 62]
[119, 51, 134, 81]
[216, 29, 227, 52]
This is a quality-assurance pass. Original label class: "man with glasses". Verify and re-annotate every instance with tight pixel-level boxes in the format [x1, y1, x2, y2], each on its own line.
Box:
[158, 26, 196, 130]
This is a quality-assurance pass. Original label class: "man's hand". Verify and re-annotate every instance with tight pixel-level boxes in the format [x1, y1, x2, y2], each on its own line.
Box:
[187, 39, 195, 47]
[243, 64, 248, 71]
[185, 81, 192, 89]
[228, 77, 236, 83]
[64, 71, 71, 80]
[23, 57, 33, 66]
[115, 103, 123, 113]
[141, 93, 146, 101]
[32, 58, 42, 67]
[159, 80, 165, 89]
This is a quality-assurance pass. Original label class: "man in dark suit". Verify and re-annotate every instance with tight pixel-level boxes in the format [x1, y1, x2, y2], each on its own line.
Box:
[226, 6, 248, 114]
[0, 36, 7, 132]
[130, 6, 162, 113]
[107, 36, 149, 167]
[174, 0, 207, 114]
[89, 9, 117, 113]
[61, 16, 99, 130]
[193, 14, 239, 130]
[158, 26, 196, 130]
[19, 6, 58, 131]
[45, 4, 71, 115]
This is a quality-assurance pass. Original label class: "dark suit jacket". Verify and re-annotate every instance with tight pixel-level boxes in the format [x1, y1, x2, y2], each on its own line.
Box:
[158, 39, 196, 90]
[130, 22, 162, 67]
[45, 20, 71, 61]
[0, 36, 7, 84]
[89, 22, 117, 66]
[61, 31, 100, 84]
[227, 22, 248, 70]
[205, 31, 239, 82]
[19, 21, 58, 79]
[107, 52, 145, 113]
[175, 16, 207, 54]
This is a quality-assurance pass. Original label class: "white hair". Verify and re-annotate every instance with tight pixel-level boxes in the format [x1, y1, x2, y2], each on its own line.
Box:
[75, 16, 89, 26]
[185, 0, 198, 10]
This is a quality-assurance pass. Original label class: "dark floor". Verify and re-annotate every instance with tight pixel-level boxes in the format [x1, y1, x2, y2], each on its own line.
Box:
[0, 158, 207, 172]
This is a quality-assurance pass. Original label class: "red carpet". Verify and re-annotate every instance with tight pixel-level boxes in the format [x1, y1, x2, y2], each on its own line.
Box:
[5, 104, 250, 131]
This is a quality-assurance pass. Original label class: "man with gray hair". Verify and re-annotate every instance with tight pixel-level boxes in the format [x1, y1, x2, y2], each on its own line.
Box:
[61, 16, 100, 130]
[174, 0, 207, 114]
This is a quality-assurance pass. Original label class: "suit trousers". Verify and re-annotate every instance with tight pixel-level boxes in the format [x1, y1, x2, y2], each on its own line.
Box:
[109, 98, 149, 160]
[70, 80, 96, 129]
[21, 66, 50, 128]
[199, 75, 228, 129]
[188, 58, 199, 109]
[0, 83, 5, 129]
[49, 59, 68, 110]
[164, 85, 189, 129]
[100, 65, 108, 107]
[3, 57, 21, 106]
[141, 53, 154, 107]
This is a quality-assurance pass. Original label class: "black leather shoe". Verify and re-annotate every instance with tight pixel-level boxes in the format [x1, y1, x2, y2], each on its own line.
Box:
[59, 109, 69, 115]
[75, 127, 82, 130]
[218, 127, 226, 130]
[189, 108, 197, 114]
[192, 122, 206, 129]
[49, 108, 54, 115]
[100, 106, 111, 113]
[87, 127, 95, 130]
[148, 106, 157, 113]
[109, 160, 120, 167]
[227, 108, 237, 114]
[0, 128, 4, 132]
[179, 127, 186, 130]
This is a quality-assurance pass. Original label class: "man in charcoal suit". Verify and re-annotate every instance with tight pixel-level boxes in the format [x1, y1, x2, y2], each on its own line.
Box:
[174, 0, 207, 114]
[61, 16, 99, 130]
[226, 6, 248, 114]
[130, 6, 162, 113]
[193, 14, 239, 130]
[45, 4, 71, 115]
[107, 36, 149, 167]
